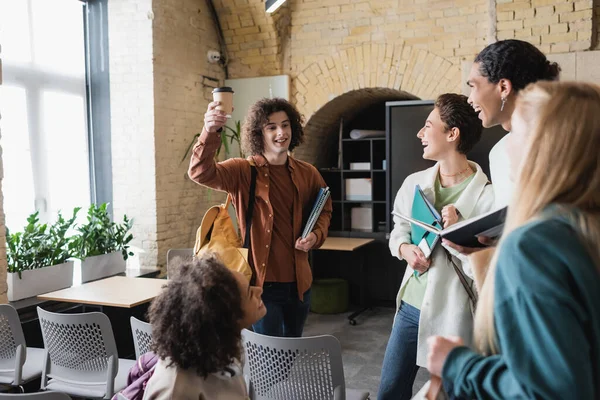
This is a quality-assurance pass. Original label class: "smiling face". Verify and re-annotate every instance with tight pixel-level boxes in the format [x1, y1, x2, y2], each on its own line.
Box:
[417, 107, 458, 161]
[467, 62, 504, 128]
[232, 271, 266, 329]
[262, 111, 292, 157]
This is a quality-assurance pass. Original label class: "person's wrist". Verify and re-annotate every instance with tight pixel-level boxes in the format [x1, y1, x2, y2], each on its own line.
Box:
[399, 243, 409, 257]
[204, 126, 222, 134]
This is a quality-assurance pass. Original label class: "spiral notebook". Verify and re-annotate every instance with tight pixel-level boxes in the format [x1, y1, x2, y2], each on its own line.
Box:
[301, 187, 330, 239]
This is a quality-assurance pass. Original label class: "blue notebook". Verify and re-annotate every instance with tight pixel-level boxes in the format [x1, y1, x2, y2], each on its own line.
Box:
[410, 185, 443, 259]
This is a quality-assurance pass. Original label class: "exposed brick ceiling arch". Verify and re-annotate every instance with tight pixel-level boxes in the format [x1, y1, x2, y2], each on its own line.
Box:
[292, 44, 462, 119]
[213, 0, 288, 77]
[294, 45, 462, 166]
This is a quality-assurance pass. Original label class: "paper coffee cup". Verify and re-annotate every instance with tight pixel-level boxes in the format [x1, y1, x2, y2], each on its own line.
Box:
[212, 87, 234, 118]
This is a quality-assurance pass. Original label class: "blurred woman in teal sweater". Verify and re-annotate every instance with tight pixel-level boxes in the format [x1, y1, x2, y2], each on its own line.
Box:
[426, 81, 600, 399]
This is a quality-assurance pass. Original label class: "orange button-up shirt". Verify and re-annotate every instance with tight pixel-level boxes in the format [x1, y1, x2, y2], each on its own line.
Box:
[188, 128, 332, 300]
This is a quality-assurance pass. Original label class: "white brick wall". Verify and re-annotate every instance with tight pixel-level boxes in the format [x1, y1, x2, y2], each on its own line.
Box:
[0, 39, 7, 302]
[108, 0, 159, 268]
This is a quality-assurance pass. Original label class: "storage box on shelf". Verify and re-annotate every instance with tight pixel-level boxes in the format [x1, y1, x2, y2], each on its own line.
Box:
[319, 133, 390, 239]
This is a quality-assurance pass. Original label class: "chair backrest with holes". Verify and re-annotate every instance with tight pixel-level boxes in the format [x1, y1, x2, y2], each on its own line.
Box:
[241, 329, 346, 400]
[130, 317, 153, 359]
[37, 307, 119, 393]
[0, 305, 27, 382]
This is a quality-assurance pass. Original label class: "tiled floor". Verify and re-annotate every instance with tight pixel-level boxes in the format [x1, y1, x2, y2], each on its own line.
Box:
[303, 307, 429, 399]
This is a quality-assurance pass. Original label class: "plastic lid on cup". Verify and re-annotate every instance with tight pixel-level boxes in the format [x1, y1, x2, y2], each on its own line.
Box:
[212, 87, 234, 93]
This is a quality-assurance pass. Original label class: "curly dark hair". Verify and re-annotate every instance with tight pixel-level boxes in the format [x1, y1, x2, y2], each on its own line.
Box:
[241, 97, 305, 156]
[474, 39, 560, 92]
[435, 93, 483, 155]
[148, 255, 244, 378]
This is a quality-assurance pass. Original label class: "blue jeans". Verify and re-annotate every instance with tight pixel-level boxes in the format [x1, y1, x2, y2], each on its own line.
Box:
[252, 282, 311, 337]
[378, 301, 421, 400]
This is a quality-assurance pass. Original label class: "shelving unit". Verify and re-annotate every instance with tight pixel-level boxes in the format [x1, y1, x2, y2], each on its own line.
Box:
[320, 135, 389, 239]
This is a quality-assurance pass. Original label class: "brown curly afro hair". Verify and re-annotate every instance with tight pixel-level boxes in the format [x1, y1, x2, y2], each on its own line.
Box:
[241, 97, 305, 156]
[148, 255, 244, 378]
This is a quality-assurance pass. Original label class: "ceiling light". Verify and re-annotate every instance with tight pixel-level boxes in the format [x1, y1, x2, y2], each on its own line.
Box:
[266, 0, 286, 13]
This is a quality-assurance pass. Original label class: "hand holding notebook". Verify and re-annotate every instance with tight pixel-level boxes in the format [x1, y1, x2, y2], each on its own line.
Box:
[301, 187, 330, 239]
[409, 185, 443, 259]
[394, 186, 507, 251]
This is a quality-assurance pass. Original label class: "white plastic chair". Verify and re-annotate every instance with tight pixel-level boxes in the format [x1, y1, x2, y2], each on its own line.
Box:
[241, 329, 370, 400]
[166, 248, 193, 278]
[0, 392, 71, 399]
[36, 307, 136, 399]
[0, 304, 44, 388]
[130, 317, 153, 359]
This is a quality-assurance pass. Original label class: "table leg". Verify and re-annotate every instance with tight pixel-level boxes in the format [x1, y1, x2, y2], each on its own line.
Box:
[347, 247, 371, 325]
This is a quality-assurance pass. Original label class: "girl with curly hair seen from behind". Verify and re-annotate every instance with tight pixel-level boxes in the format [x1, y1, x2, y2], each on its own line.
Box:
[143, 255, 266, 400]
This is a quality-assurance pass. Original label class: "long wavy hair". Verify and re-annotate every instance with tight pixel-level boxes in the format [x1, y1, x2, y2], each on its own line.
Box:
[475, 81, 600, 354]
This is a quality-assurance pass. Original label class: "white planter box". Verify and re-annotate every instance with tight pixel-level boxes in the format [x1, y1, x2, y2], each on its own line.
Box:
[7, 261, 75, 302]
[81, 252, 126, 283]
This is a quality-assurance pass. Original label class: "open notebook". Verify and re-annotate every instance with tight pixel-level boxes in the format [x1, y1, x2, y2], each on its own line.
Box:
[394, 205, 507, 249]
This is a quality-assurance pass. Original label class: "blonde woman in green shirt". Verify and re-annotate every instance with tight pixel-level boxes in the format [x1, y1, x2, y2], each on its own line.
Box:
[427, 82, 600, 400]
[380, 94, 494, 400]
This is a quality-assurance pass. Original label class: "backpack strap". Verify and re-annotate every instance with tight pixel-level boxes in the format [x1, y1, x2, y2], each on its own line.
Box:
[243, 165, 257, 249]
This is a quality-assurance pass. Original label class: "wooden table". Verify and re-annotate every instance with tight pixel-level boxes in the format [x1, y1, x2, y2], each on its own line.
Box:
[37, 276, 166, 358]
[318, 237, 374, 252]
[37, 276, 166, 308]
[312, 237, 375, 325]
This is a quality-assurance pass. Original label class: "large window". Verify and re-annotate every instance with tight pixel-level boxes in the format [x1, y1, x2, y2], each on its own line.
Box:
[0, 0, 91, 230]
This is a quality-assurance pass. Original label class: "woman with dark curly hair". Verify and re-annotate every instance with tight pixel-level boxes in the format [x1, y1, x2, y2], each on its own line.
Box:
[188, 97, 332, 337]
[143, 254, 265, 399]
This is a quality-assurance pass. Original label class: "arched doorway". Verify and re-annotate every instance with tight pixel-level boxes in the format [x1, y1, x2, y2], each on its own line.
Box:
[298, 88, 418, 167]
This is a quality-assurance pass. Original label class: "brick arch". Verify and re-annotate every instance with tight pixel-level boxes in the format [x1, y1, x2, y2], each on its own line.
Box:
[297, 88, 418, 166]
[292, 44, 462, 119]
[292, 44, 462, 165]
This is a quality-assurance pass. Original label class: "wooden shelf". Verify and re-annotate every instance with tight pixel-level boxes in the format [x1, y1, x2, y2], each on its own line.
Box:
[334, 200, 386, 204]
[321, 169, 386, 173]
[320, 118, 391, 235]
[342, 137, 386, 142]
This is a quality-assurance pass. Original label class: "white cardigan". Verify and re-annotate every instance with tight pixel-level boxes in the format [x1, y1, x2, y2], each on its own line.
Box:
[388, 161, 494, 366]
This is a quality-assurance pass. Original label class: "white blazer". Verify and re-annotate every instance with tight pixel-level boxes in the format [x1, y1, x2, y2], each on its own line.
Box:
[388, 161, 494, 366]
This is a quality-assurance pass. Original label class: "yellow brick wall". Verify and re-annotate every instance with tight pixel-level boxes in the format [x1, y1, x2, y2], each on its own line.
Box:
[214, 0, 289, 77]
[152, 0, 226, 268]
[595, 0, 600, 48]
[497, 0, 594, 53]
[215, 0, 491, 162]
[217, 0, 489, 79]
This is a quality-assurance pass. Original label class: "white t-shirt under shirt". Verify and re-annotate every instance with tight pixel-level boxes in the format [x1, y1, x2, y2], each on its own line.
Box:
[489, 133, 514, 209]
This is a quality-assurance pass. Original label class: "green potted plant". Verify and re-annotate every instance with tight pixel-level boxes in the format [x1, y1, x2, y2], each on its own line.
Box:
[181, 120, 244, 163]
[6, 209, 80, 301]
[72, 203, 134, 283]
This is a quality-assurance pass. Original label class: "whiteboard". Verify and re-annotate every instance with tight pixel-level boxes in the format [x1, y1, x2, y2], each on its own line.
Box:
[225, 75, 290, 128]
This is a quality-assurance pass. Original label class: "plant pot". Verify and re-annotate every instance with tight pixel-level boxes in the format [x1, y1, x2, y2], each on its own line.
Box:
[7, 261, 75, 302]
[80, 252, 126, 283]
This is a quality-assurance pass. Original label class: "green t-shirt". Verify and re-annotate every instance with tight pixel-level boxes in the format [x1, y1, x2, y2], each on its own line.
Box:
[401, 172, 475, 310]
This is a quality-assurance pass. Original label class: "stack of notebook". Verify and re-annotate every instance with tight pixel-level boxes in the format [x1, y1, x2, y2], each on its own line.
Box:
[301, 187, 330, 239]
